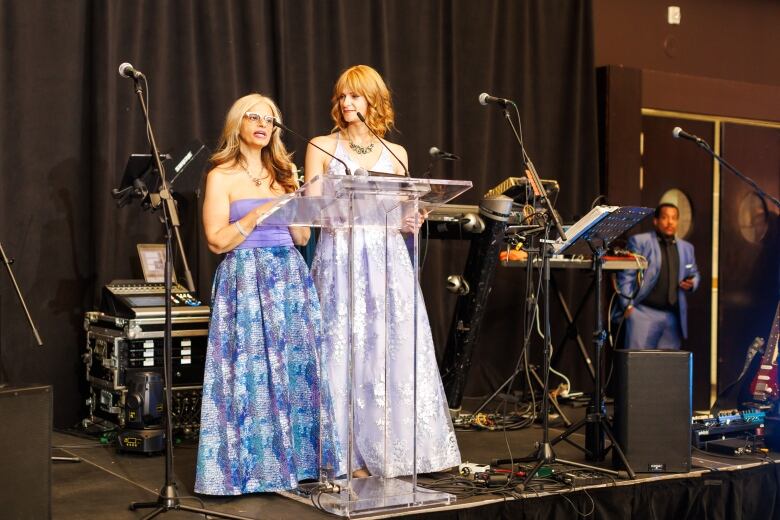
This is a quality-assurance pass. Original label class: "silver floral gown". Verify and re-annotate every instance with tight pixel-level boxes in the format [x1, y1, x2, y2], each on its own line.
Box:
[311, 135, 461, 477]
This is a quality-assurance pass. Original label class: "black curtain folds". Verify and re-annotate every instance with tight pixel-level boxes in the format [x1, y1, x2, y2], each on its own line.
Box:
[0, 0, 598, 427]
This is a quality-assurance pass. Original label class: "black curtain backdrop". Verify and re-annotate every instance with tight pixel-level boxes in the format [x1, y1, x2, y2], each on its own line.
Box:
[0, 0, 598, 427]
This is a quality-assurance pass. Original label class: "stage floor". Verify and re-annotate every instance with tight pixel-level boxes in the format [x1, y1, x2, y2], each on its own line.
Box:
[51, 400, 779, 519]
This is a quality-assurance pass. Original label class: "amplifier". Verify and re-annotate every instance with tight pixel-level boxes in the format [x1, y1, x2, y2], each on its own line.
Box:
[83, 311, 208, 390]
[88, 385, 202, 434]
[83, 310, 207, 434]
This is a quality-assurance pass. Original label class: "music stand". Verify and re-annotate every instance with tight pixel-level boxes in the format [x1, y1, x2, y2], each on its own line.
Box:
[547, 206, 652, 476]
[112, 153, 170, 210]
[166, 140, 209, 188]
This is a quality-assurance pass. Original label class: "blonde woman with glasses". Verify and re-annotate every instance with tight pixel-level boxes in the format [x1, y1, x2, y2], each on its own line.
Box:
[195, 93, 338, 495]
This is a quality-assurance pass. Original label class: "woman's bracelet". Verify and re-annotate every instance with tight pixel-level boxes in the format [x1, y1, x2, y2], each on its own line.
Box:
[234, 221, 250, 238]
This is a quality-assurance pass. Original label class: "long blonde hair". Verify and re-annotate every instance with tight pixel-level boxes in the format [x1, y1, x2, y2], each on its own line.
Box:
[330, 65, 396, 138]
[211, 93, 297, 193]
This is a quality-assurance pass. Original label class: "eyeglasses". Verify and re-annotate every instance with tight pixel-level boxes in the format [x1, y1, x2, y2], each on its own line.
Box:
[245, 112, 274, 125]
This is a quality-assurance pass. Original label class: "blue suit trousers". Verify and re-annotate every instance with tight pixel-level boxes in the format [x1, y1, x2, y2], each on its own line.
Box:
[624, 304, 682, 349]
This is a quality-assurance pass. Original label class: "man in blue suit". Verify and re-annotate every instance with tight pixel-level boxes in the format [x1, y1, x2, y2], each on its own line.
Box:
[617, 203, 700, 349]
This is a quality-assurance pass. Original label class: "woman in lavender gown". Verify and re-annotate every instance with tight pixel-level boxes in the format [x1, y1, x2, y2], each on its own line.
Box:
[304, 65, 461, 478]
[195, 93, 336, 494]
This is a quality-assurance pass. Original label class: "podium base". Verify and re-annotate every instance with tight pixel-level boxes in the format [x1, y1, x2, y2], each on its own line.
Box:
[287, 476, 455, 517]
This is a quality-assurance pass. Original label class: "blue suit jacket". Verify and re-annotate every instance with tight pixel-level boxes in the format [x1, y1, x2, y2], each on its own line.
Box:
[616, 231, 700, 338]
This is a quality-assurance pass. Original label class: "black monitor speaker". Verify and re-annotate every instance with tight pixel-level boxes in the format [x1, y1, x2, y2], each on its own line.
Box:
[0, 385, 52, 518]
[613, 349, 692, 473]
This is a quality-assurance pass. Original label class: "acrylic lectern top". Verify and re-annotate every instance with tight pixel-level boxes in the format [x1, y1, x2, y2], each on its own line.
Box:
[256, 173, 472, 228]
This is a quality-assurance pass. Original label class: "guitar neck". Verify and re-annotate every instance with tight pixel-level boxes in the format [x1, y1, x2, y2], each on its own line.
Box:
[751, 301, 780, 402]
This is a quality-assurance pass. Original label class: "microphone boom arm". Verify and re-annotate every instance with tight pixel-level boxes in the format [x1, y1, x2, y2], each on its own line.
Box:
[357, 112, 409, 177]
[684, 133, 780, 210]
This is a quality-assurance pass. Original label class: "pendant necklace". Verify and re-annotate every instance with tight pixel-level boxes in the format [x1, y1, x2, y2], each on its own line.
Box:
[349, 139, 375, 155]
[244, 166, 265, 187]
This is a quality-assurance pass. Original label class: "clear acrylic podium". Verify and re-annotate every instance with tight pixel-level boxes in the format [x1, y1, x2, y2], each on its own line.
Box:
[258, 174, 471, 516]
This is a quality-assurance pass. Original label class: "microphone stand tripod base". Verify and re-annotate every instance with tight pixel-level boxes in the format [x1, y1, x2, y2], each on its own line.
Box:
[514, 441, 554, 491]
[510, 441, 623, 492]
[129, 484, 254, 520]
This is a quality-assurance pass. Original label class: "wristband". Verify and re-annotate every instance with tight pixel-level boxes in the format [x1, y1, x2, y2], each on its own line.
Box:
[234, 221, 249, 238]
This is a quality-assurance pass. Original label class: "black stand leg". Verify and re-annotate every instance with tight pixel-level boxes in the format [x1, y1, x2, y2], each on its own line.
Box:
[528, 366, 571, 426]
[0, 240, 44, 388]
[124, 75, 252, 520]
[550, 277, 597, 383]
[548, 245, 636, 479]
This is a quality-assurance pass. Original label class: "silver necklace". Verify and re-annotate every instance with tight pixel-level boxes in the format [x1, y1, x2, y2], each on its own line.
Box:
[244, 166, 265, 187]
[349, 140, 375, 155]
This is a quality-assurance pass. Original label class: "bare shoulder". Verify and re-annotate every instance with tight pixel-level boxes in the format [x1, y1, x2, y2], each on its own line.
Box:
[311, 133, 337, 145]
[309, 133, 339, 153]
[384, 140, 408, 158]
[206, 164, 240, 187]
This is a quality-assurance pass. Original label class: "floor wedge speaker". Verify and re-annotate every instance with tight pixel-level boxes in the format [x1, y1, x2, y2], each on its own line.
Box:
[613, 350, 691, 473]
[0, 385, 52, 519]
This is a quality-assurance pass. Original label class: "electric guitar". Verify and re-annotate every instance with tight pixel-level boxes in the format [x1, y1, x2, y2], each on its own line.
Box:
[750, 301, 780, 402]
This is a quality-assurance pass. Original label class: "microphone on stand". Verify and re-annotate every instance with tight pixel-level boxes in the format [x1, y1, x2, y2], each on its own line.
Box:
[118, 62, 144, 79]
[422, 146, 460, 178]
[356, 112, 409, 177]
[271, 117, 352, 176]
[672, 126, 706, 146]
[478, 92, 512, 107]
[429, 146, 460, 161]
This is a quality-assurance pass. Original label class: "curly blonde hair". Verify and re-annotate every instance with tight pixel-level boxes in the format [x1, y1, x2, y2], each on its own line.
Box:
[211, 93, 297, 193]
[330, 65, 395, 138]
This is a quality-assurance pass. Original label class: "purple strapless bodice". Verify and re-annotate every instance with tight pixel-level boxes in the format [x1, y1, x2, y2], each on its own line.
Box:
[230, 198, 293, 249]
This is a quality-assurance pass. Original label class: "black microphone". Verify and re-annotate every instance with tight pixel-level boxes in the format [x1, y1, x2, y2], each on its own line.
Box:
[118, 62, 144, 79]
[429, 146, 460, 161]
[356, 112, 409, 177]
[672, 126, 705, 145]
[271, 117, 352, 176]
[478, 92, 511, 107]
